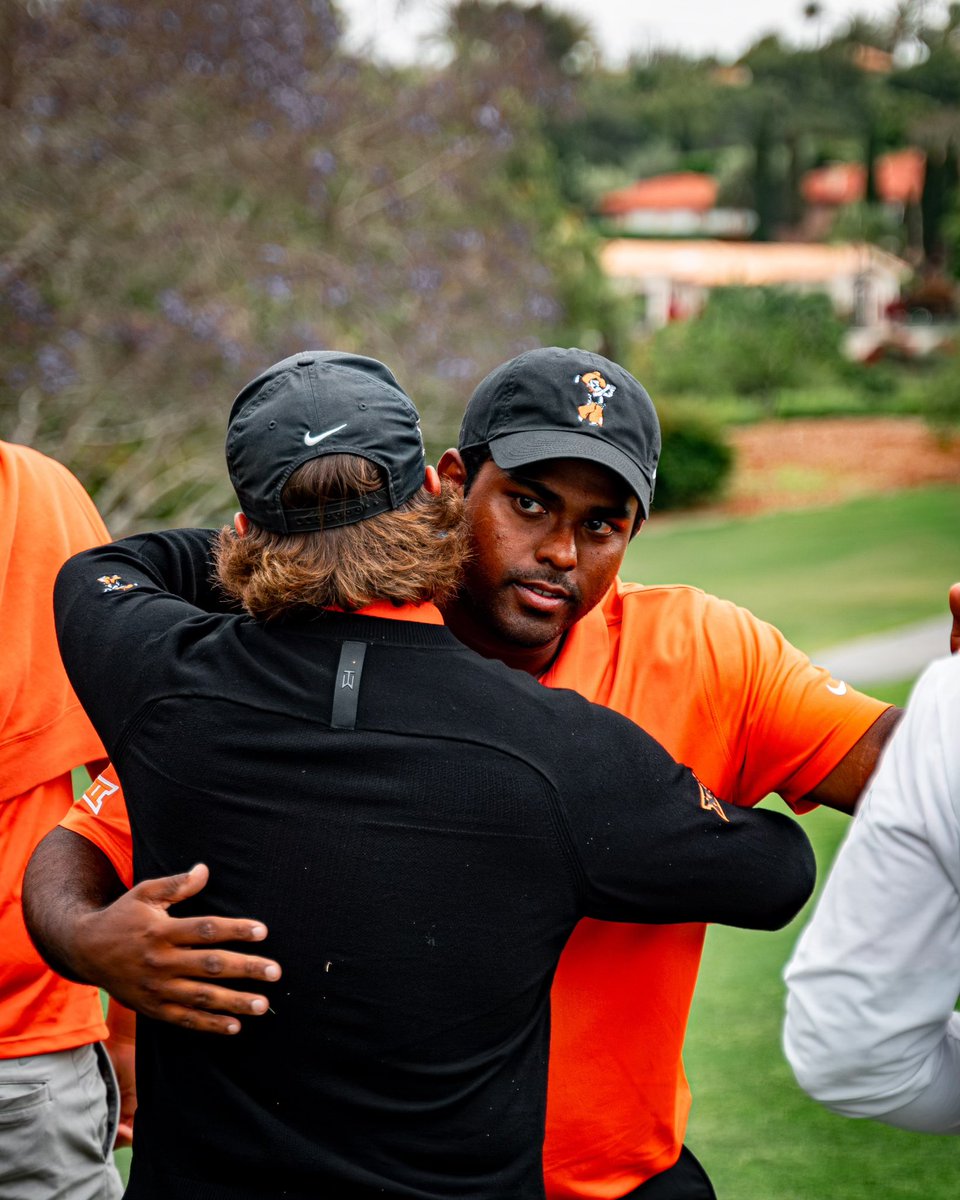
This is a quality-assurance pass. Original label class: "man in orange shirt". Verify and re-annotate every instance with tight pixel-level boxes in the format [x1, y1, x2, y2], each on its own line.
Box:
[0, 440, 130, 1200]
[25, 349, 912, 1198]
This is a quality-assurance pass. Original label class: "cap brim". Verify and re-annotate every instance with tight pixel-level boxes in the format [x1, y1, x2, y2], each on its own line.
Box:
[488, 430, 654, 518]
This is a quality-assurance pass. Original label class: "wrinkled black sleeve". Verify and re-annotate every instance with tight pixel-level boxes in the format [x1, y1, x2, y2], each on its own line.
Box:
[53, 528, 236, 755]
[548, 689, 815, 931]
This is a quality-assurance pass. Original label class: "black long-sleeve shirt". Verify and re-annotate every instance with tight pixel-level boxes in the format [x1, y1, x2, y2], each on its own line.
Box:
[55, 529, 815, 1200]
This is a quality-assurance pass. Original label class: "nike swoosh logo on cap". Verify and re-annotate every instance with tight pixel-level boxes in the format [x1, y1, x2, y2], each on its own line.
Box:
[304, 423, 347, 446]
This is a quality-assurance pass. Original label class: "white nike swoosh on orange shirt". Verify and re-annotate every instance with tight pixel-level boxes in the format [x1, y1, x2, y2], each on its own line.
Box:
[827, 680, 847, 696]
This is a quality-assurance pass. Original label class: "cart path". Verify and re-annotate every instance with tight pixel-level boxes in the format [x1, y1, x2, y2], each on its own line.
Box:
[811, 615, 951, 687]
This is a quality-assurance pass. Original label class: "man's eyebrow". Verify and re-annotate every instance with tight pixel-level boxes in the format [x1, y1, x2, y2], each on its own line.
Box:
[504, 469, 634, 520]
[504, 469, 560, 504]
[587, 500, 634, 521]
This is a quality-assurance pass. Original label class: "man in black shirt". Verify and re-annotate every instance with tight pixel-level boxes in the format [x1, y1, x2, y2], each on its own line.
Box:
[35, 352, 813, 1199]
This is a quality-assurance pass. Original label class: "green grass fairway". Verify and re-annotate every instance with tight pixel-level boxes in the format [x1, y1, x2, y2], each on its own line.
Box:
[630, 485, 960, 653]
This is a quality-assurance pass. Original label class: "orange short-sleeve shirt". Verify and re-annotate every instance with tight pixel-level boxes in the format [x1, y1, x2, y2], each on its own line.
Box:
[0, 441, 110, 1056]
[537, 580, 889, 1198]
[61, 579, 889, 1196]
[62, 766, 133, 887]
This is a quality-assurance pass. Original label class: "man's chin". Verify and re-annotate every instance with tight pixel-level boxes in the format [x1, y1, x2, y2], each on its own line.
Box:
[448, 588, 574, 652]
[493, 608, 571, 651]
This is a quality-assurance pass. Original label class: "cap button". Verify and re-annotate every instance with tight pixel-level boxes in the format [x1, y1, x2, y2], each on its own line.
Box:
[296, 355, 313, 366]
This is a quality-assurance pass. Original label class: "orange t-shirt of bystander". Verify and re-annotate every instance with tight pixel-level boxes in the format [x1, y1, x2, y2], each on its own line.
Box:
[0, 441, 110, 1057]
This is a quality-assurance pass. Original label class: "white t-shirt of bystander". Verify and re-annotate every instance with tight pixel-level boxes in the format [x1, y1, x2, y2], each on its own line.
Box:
[784, 654, 960, 1134]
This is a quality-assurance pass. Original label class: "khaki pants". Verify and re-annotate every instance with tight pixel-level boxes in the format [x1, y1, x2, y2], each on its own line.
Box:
[0, 1043, 123, 1199]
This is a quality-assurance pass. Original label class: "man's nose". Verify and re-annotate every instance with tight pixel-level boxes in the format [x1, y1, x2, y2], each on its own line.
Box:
[535, 524, 576, 571]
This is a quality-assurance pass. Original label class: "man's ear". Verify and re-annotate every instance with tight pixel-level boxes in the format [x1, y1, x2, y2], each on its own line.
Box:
[630, 516, 646, 541]
[234, 512, 250, 538]
[437, 449, 467, 489]
[423, 465, 441, 497]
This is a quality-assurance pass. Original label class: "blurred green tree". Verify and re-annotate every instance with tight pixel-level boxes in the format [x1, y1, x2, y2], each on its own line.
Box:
[638, 287, 847, 401]
[651, 404, 733, 512]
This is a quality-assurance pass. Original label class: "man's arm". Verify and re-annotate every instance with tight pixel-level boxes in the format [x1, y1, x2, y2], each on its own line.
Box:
[104, 1000, 136, 1148]
[802, 582, 960, 813]
[799, 706, 901, 814]
[555, 691, 816, 931]
[39, 531, 281, 1035]
[23, 828, 282, 1035]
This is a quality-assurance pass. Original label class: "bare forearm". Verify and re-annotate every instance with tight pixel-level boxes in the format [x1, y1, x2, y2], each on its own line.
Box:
[23, 826, 126, 984]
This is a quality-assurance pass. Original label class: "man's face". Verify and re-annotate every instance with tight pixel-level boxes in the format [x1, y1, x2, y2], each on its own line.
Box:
[439, 454, 640, 673]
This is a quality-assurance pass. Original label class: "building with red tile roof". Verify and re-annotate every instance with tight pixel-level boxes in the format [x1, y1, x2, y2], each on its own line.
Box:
[600, 238, 911, 332]
[598, 173, 757, 238]
[802, 148, 925, 207]
[599, 172, 718, 216]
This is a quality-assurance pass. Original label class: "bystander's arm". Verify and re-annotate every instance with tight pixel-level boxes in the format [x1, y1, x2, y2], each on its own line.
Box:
[105, 1000, 136, 1147]
[784, 657, 960, 1133]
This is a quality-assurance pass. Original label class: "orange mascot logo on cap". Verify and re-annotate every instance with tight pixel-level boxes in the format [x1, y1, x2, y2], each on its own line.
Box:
[574, 370, 616, 428]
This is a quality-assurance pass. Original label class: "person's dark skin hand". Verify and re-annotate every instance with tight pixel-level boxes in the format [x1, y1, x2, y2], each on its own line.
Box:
[950, 582, 960, 656]
[23, 828, 281, 1035]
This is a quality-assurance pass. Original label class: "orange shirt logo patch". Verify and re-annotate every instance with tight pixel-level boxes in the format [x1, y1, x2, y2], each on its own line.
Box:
[82, 773, 120, 816]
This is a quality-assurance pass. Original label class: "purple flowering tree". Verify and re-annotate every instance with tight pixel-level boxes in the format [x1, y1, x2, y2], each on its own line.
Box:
[1, 0, 614, 530]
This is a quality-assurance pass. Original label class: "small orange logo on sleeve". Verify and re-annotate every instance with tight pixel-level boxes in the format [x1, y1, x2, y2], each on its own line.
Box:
[97, 574, 137, 593]
[698, 779, 729, 822]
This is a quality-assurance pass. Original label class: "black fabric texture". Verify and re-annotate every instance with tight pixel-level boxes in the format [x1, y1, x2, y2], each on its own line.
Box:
[621, 1146, 718, 1200]
[54, 529, 814, 1200]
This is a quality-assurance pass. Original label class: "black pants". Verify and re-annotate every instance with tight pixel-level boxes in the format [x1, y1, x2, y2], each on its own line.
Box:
[620, 1146, 718, 1200]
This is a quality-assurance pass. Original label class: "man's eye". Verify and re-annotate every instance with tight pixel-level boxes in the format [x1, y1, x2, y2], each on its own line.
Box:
[584, 519, 615, 536]
[515, 495, 545, 514]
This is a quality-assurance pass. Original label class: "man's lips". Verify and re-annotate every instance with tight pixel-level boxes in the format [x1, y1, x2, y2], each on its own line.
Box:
[510, 579, 576, 613]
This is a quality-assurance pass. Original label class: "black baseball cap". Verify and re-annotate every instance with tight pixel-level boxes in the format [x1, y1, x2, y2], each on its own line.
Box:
[459, 347, 661, 517]
[225, 351, 425, 533]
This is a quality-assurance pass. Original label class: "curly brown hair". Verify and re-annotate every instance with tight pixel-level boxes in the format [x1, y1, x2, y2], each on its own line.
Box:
[215, 455, 467, 619]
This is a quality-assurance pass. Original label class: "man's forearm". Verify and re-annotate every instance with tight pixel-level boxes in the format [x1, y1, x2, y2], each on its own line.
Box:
[23, 826, 127, 983]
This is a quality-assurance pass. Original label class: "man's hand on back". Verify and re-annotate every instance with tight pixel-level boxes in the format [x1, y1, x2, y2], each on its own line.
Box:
[73, 864, 282, 1034]
[23, 830, 280, 1035]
